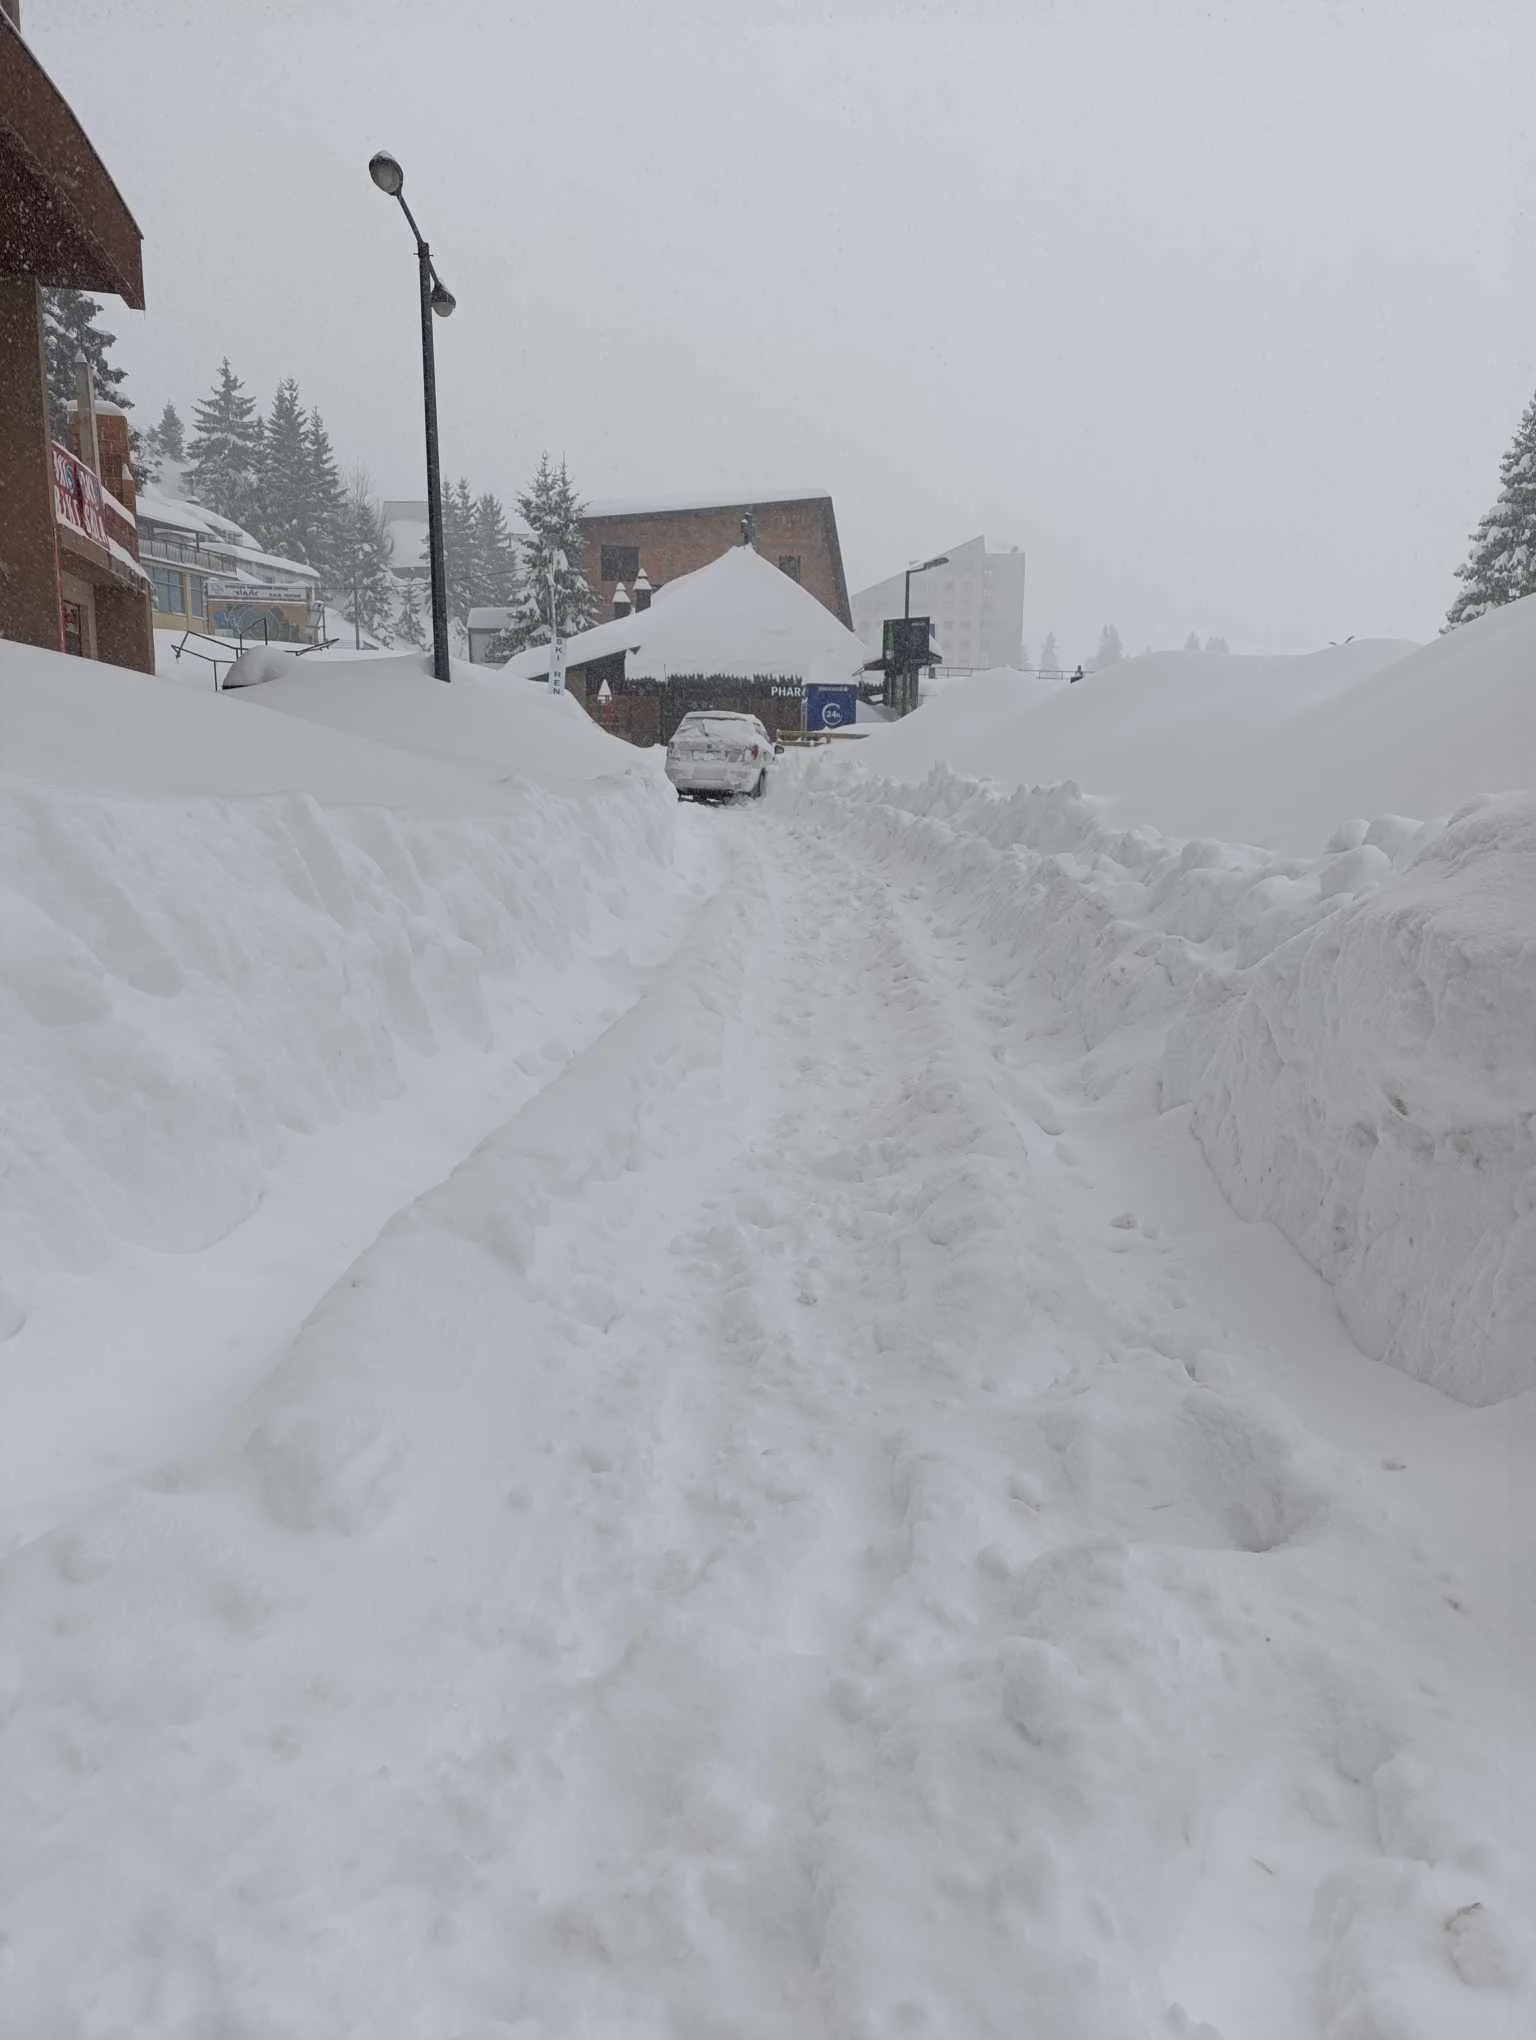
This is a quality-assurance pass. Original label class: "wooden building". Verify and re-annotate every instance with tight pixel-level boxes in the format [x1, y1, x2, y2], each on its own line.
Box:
[499, 541, 868, 749]
[579, 491, 852, 631]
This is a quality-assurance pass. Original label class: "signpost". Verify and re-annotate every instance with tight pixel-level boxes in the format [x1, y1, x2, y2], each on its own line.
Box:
[548, 551, 567, 695]
[806, 683, 857, 733]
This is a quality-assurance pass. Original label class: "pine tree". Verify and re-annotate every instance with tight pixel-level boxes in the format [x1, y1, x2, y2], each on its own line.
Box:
[1039, 631, 1061, 678]
[134, 425, 164, 488]
[499, 454, 596, 652]
[470, 492, 518, 607]
[41, 289, 131, 437]
[155, 402, 186, 461]
[421, 477, 472, 623]
[186, 359, 260, 524]
[1095, 624, 1124, 668]
[1446, 390, 1536, 629]
[258, 378, 310, 560]
[339, 469, 397, 642]
[243, 413, 269, 542]
[395, 581, 427, 647]
[1205, 634, 1230, 654]
[304, 410, 348, 591]
[1184, 631, 1202, 652]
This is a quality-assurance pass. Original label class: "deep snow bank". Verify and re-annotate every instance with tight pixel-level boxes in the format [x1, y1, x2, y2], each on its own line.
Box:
[855, 640, 1414, 851]
[0, 640, 685, 1358]
[851, 606, 1536, 857]
[796, 766, 1536, 1402]
[1168, 794, 1536, 1403]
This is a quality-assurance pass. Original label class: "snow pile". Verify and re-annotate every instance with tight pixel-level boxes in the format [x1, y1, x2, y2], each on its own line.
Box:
[850, 636, 1471, 854]
[1169, 793, 1536, 1403]
[0, 637, 694, 1523]
[795, 765, 1536, 1401]
[244, 647, 637, 788]
[1, 799, 1530, 2037]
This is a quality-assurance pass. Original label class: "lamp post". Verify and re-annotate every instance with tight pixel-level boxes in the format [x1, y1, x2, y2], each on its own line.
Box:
[368, 150, 456, 682]
[904, 552, 949, 622]
[899, 552, 949, 715]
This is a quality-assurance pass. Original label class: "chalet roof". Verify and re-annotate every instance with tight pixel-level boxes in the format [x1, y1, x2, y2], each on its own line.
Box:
[500, 544, 868, 689]
[583, 487, 833, 520]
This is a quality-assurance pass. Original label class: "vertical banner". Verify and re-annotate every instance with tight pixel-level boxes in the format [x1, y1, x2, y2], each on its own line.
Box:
[548, 636, 567, 696]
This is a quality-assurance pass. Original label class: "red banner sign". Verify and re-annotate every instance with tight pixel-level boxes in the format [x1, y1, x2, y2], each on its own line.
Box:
[51, 442, 109, 549]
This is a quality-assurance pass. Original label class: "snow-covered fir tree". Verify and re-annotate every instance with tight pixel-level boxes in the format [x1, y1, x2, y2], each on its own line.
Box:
[258, 379, 310, 561]
[1095, 624, 1124, 668]
[334, 470, 396, 642]
[1205, 634, 1230, 654]
[421, 478, 476, 624]
[186, 359, 261, 525]
[154, 402, 186, 461]
[1039, 631, 1061, 678]
[303, 410, 348, 593]
[498, 454, 596, 653]
[471, 492, 518, 609]
[1446, 389, 1536, 629]
[41, 289, 131, 436]
[394, 580, 427, 646]
[1184, 631, 1202, 652]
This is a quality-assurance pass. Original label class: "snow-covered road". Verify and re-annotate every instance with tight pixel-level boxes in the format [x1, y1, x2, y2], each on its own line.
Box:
[2, 800, 1531, 2038]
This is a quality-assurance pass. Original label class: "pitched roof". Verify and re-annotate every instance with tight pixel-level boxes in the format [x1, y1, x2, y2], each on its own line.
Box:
[500, 544, 868, 688]
[582, 487, 833, 519]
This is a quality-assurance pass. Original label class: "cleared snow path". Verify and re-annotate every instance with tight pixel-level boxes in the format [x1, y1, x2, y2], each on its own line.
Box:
[2, 807, 1531, 2038]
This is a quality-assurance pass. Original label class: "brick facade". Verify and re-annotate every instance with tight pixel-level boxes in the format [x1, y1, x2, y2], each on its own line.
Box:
[579, 497, 851, 630]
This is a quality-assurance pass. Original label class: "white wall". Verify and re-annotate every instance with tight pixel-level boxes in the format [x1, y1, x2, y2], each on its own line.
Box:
[852, 535, 1026, 671]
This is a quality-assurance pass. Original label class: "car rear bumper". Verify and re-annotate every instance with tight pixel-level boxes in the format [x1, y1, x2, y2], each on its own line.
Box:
[666, 762, 761, 795]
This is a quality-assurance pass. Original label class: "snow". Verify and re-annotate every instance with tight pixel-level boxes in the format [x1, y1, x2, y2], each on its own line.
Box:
[2, 591, 1533, 2035]
[0, 633, 685, 1537]
[502, 542, 868, 689]
[850, 640, 1420, 853]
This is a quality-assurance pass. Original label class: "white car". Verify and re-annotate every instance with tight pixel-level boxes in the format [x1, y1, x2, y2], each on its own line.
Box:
[665, 711, 777, 802]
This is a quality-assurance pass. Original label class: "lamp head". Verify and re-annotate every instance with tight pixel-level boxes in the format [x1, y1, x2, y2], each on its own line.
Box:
[430, 281, 456, 318]
[368, 151, 404, 197]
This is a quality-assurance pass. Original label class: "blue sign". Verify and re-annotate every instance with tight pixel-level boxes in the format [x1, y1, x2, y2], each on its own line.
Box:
[806, 684, 857, 732]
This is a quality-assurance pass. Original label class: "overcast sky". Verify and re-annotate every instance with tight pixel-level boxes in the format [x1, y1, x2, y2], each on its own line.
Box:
[29, 0, 1536, 656]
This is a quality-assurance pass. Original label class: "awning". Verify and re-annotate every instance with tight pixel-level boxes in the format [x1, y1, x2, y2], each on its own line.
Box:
[0, 15, 145, 306]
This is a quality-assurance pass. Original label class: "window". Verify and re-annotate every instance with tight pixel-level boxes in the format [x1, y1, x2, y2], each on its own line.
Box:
[187, 575, 206, 619]
[149, 563, 184, 615]
[778, 554, 802, 582]
[62, 600, 85, 657]
[601, 544, 639, 583]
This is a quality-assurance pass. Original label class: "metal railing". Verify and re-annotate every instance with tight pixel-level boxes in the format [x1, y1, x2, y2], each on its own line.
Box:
[170, 626, 326, 692]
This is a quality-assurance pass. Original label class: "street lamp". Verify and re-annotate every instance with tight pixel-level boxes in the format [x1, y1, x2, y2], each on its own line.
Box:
[898, 553, 949, 716]
[904, 552, 949, 620]
[368, 149, 455, 682]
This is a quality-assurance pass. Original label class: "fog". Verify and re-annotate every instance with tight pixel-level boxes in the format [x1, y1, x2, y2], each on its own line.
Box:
[29, 0, 1536, 655]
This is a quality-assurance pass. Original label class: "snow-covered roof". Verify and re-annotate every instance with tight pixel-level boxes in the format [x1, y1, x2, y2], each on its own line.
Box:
[214, 538, 320, 584]
[136, 490, 260, 549]
[500, 544, 868, 689]
[583, 487, 833, 519]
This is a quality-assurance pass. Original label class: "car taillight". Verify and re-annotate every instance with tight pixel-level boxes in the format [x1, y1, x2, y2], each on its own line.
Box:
[749, 743, 761, 760]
